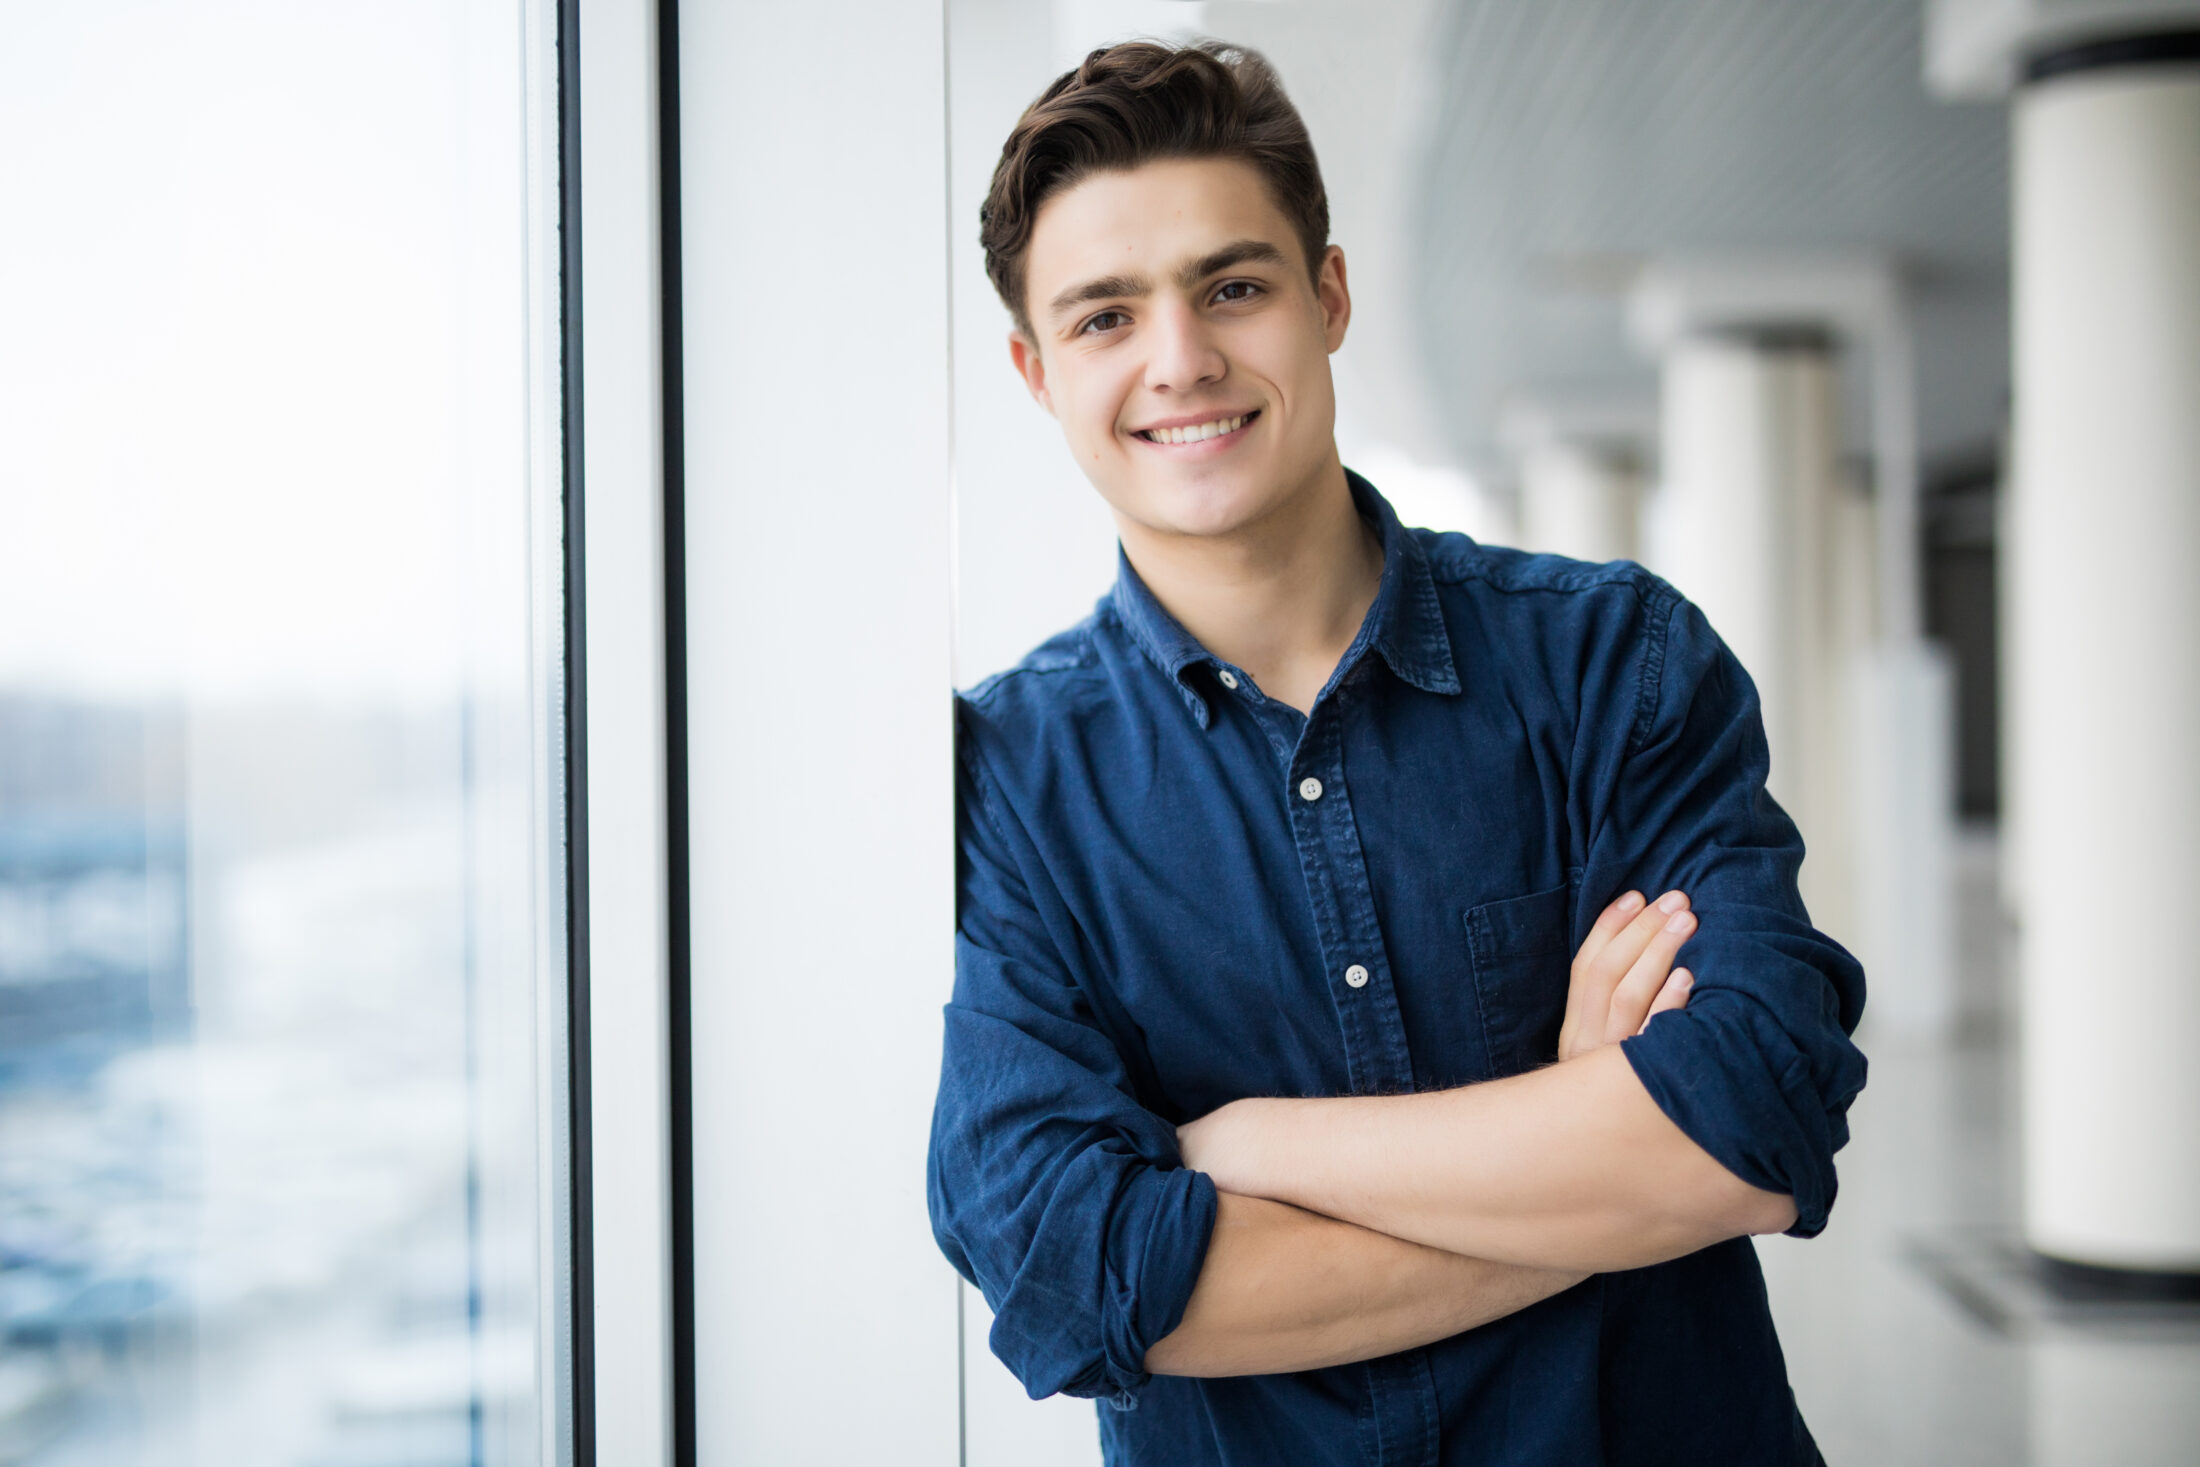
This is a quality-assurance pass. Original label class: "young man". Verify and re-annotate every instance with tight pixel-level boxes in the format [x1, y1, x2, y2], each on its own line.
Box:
[928, 40, 1866, 1467]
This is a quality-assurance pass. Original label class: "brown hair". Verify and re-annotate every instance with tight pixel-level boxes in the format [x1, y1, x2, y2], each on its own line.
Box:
[980, 39, 1331, 339]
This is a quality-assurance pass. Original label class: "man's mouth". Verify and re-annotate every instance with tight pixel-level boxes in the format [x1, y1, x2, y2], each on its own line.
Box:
[1134, 410, 1259, 445]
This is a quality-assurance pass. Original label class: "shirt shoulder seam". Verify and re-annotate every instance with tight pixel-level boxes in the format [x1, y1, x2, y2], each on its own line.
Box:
[959, 622, 1106, 710]
[1627, 584, 1684, 756]
[1417, 536, 1680, 753]
[1419, 536, 1653, 600]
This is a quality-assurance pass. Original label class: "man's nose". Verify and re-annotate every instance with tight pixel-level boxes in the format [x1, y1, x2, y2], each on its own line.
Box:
[1143, 300, 1226, 393]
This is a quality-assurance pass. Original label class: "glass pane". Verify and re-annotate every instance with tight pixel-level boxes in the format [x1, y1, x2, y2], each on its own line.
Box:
[0, 3, 570, 1464]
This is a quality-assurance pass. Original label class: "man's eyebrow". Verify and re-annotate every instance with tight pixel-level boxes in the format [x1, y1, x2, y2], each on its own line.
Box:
[1046, 272, 1150, 322]
[1176, 239, 1288, 286]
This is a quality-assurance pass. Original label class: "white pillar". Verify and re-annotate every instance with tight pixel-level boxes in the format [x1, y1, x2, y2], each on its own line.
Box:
[2012, 44, 2200, 1276]
[1519, 439, 1642, 565]
[1635, 260, 1959, 1031]
[1654, 332, 1839, 830]
[1653, 331, 1884, 952]
[681, 1, 962, 1458]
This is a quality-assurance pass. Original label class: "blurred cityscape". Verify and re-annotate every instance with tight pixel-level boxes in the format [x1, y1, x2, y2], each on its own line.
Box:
[0, 695, 531, 1467]
[2, 0, 558, 1459]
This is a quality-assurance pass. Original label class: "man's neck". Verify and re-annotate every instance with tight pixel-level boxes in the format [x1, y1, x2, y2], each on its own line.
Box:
[1118, 453, 1385, 716]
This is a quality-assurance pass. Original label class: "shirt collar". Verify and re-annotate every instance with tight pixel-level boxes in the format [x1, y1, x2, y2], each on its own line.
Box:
[1109, 468, 1463, 726]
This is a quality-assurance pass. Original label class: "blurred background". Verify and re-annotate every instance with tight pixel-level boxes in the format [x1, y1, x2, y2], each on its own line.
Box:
[5, 0, 2199, 1464]
[949, 1, 2200, 1463]
[0, 3, 571, 1464]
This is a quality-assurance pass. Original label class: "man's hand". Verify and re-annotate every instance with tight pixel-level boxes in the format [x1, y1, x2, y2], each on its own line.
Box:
[1555, 888, 1696, 1061]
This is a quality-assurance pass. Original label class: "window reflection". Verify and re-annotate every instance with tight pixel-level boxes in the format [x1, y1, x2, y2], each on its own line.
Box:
[0, 4, 567, 1464]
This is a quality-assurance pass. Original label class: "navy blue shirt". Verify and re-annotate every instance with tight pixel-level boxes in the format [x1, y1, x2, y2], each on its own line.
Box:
[928, 471, 1865, 1466]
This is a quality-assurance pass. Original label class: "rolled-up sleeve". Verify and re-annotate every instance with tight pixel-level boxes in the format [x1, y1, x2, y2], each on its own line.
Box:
[1598, 591, 1868, 1238]
[926, 712, 1217, 1407]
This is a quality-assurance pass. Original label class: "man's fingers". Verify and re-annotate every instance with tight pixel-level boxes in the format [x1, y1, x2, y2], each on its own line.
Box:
[1636, 968, 1693, 1035]
[1604, 907, 1697, 1043]
[1560, 890, 1651, 1059]
[1586, 890, 1689, 987]
[1562, 888, 1692, 1062]
[1573, 889, 1646, 973]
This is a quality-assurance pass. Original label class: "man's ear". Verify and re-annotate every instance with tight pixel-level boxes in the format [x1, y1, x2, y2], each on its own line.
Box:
[1007, 330, 1056, 417]
[1317, 244, 1352, 354]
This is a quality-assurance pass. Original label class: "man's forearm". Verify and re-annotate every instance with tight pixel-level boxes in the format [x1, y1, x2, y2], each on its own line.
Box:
[1184, 1045, 1797, 1274]
[1142, 1192, 1584, 1378]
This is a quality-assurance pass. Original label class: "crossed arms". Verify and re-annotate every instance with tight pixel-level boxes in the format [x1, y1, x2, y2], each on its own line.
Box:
[929, 597, 1868, 1405]
[1145, 889, 1798, 1377]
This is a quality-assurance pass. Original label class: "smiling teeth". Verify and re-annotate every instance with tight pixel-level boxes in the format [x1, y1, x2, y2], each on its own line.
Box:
[1144, 414, 1250, 445]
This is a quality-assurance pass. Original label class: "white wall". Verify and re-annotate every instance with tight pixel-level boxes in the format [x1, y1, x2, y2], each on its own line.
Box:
[681, 2, 962, 1460]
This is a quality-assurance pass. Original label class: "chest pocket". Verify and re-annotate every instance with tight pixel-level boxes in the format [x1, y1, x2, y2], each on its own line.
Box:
[1465, 881, 1573, 1078]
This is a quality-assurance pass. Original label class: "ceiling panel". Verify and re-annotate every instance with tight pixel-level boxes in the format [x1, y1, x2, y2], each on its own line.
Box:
[1409, 0, 2011, 475]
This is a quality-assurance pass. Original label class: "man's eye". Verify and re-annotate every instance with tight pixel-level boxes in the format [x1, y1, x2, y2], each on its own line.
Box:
[1213, 280, 1261, 304]
[1079, 310, 1128, 335]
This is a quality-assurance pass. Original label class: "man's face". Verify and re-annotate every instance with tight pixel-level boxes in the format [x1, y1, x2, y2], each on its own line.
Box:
[1010, 157, 1350, 541]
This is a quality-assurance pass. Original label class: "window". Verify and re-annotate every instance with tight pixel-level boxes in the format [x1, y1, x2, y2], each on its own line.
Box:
[0, 4, 575, 1463]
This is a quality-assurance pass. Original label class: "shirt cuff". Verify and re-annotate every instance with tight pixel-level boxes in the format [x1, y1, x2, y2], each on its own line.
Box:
[1620, 987, 1841, 1237]
[1094, 1164, 1218, 1406]
[986, 1159, 1219, 1406]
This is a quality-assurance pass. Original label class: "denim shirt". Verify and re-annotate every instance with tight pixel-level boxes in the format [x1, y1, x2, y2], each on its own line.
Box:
[928, 470, 1866, 1467]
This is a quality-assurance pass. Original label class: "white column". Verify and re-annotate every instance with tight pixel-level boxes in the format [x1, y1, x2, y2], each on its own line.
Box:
[1635, 260, 1957, 1032]
[1655, 331, 1882, 951]
[1519, 439, 1642, 565]
[1654, 332, 1838, 831]
[680, 1, 962, 1459]
[2012, 47, 2200, 1275]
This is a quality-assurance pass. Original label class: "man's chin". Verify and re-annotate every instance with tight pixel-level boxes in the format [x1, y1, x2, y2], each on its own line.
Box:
[1123, 477, 1286, 542]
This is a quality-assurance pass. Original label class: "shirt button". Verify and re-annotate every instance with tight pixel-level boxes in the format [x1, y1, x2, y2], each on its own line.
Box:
[1344, 964, 1370, 989]
[1217, 669, 1239, 690]
[1298, 776, 1324, 802]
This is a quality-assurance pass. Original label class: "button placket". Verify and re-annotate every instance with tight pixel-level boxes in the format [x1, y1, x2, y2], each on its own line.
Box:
[1286, 699, 1439, 1467]
[1287, 714, 1416, 1094]
[1284, 717, 1416, 1095]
